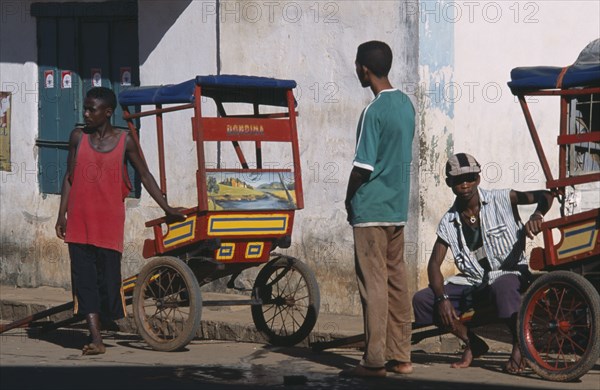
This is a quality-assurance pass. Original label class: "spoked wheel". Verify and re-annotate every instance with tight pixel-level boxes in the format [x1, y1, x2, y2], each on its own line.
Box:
[132, 256, 202, 352]
[518, 271, 600, 382]
[251, 255, 320, 346]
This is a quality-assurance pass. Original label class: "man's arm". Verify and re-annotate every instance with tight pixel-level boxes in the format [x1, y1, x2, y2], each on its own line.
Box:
[344, 166, 371, 223]
[55, 128, 83, 239]
[510, 190, 554, 239]
[427, 237, 459, 329]
[125, 133, 186, 221]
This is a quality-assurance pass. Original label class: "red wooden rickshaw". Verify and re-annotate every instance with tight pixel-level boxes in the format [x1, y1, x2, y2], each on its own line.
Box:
[508, 40, 600, 381]
[117, 75, 320, 351]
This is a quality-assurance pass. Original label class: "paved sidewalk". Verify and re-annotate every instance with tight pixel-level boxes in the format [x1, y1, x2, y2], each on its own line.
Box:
[0, 284, 362, 345]
[0, 284, 512, 353]
[3, 285, 600, 389]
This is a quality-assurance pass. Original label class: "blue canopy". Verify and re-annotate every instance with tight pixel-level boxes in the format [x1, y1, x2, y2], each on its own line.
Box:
[508, 64, 600, 92]
[119, 75, 297, 107]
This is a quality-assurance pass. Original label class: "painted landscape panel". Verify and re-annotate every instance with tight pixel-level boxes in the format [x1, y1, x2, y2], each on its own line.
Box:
[206, 171, 297, 211]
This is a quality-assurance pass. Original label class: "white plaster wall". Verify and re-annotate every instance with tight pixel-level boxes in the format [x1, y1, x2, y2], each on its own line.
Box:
[0, 0, 219, 286]
[0, 1, 71, 288]
[217, 1, 419, 315]
[453, 1, 599, 264]
[1, 1, 419, 317]
[3, 0, 596, 316]
[121, 1, 218, 279]
[417, 0, 458, 285]
[453, 1, 600, 284]
[417, 0, 600, 288]
[454, 1, 599, 192]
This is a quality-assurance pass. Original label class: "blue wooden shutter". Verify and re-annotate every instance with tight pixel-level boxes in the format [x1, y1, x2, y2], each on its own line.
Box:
[34, 2, 139, 195]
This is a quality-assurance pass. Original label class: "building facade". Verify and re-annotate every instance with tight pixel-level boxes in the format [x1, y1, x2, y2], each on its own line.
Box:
[1, 0, 598, 315]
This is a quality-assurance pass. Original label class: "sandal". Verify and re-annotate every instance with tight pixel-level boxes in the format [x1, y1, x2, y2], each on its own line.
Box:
[503, 355, 527, 375]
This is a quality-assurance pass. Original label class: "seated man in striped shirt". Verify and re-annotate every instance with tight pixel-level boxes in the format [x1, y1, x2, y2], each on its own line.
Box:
[412, 153, 553, 374]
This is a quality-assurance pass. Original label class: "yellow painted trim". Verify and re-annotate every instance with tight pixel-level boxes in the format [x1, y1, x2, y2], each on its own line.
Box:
[207, 214, 288, 236]
[245, 242, 264, 259]
[163, 215, 197, 248]
[216, 243, 235, 260]
[557, 221, 598, 259]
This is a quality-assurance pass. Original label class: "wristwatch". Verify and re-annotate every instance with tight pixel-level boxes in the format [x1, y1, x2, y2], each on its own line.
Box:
[434, 294, 449, 304]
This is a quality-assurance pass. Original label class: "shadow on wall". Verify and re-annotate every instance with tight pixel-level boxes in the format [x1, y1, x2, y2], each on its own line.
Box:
[136, 0, 194, 64]
[0, 0, 193, 65]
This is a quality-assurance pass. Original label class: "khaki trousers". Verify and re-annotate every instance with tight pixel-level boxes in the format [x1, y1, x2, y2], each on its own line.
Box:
[354, 225, 412, 367]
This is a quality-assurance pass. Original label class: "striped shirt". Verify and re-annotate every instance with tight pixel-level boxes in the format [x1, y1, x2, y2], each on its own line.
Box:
[437, 188, 527, 286]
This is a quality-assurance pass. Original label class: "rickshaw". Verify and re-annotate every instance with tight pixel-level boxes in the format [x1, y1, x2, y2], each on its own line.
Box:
[115, 75, 320, 351]
[507, 41, 600, 382]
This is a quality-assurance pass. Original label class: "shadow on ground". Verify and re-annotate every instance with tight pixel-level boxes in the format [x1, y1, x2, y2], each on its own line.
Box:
[2, 362, 578, 390]
[4, 330, 594, 390]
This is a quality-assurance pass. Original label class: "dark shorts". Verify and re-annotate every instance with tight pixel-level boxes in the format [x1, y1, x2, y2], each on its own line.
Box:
[69, 243, 125, 320]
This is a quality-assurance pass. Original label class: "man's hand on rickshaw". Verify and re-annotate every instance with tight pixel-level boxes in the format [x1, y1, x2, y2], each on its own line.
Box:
[524, 211, 544, 239]
[437, 299, 460, 330]
[165, 207, 187, 223]
[512, 190, 552, 239]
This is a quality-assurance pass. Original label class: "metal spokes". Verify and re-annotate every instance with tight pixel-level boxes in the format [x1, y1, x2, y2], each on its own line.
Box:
[261, 266, 310, 337]
[142, 266, 192, 341]
[526, 283, 592, 370]
[252, 256, 320, 346]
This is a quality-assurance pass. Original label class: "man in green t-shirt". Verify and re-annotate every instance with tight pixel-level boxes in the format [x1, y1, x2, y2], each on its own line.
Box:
[341, 41, 415, 378]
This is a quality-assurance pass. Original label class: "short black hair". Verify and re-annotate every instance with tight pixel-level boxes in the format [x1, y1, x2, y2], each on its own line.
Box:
[86, 87, 117, 111]
[356, 41, 393, 78]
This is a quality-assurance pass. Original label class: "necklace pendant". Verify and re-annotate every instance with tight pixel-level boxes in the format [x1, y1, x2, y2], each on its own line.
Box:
[469, 215, 477, 224]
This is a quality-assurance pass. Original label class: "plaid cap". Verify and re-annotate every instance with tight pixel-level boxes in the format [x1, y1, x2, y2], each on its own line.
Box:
[445, 153, 481, 177]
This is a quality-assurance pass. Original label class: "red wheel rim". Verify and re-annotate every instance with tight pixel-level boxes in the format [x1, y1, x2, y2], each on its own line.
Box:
[523, 282, 592, 371]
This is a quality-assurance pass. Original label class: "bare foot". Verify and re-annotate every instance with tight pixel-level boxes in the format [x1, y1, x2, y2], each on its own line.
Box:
[450, 346, 473, 368]
[82, 342, 106, 356]
[387, 361, 413, 374]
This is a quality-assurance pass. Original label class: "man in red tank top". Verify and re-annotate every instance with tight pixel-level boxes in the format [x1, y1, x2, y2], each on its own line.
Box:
[55, 87, 186, 355]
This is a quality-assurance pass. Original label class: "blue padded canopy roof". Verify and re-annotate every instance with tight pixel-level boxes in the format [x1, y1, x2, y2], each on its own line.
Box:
[508, 64, 600, 92]
[119, 75, 297, 107]
[119, 80, 196, 106]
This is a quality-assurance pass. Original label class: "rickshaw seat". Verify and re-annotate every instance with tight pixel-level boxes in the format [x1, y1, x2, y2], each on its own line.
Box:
[508, 64, 600, 90]
[118, 74, 297, 107]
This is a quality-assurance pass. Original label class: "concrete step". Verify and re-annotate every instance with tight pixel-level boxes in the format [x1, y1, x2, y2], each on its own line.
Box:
[0, 285, 362, 347]
[0, 284, 513, 353]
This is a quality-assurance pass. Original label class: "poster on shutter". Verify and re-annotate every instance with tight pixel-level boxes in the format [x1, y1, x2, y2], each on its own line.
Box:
[0, 92, 11, 171]
[44, 70, 54, 89]
[120, 67, 132, 86]
[61, 71, 72, 89]
[91, 68, 102, 87]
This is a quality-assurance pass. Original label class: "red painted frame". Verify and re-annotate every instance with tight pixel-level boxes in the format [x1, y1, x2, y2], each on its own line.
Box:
[121, 82, 303, 263]
[514, 86, 600, 270]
